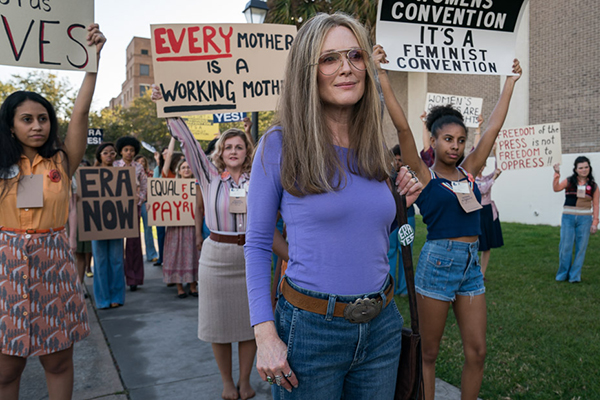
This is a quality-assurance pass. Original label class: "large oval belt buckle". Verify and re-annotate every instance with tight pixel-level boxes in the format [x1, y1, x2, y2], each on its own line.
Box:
[343, 297, 382, 324]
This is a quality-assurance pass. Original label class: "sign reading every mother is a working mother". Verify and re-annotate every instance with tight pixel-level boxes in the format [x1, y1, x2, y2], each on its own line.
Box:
[151, 23, 297, 118]
[376, 0, 528, 75]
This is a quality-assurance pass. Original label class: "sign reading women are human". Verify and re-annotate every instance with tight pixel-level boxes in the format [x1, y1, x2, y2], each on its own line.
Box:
[376, 0, 528, 75]
[0, 0, 96, 71]
[426, 93, 483, 128]
[151, 23, 296, 118]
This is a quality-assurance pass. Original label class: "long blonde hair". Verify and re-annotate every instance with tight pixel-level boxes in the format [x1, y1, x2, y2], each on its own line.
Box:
[211, 129, 254, 173]
[272, 12, 391, 197]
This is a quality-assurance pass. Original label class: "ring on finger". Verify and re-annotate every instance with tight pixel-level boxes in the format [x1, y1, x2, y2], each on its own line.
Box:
[284, 370, 293, 378]
[275, 375, 282, 386]
[266, 376, 274, 385]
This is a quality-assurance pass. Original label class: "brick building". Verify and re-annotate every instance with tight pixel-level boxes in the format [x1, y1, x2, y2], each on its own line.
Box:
[109, 37, 154, 109]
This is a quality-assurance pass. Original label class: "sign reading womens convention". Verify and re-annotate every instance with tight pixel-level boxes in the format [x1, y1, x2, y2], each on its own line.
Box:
[426, 93, 482, 127]
[496, 123, 561, 171]
[147, 178, 196, 227]
[151, 23, 296, 118]
[0, 0, 96, 71]
[76, 167, 139, 241]
[376, 0, 528, 75]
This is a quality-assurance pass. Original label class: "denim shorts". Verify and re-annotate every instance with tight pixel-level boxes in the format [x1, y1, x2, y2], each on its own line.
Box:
[273, 276, 403, 399]
[415, 239, 485, 302]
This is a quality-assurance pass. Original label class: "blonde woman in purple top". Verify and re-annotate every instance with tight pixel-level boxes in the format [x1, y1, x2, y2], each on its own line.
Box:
[244, 13, 422, 399]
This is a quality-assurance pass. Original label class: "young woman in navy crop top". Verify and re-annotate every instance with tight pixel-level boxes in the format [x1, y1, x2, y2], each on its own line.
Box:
[374, 45, 522, 400]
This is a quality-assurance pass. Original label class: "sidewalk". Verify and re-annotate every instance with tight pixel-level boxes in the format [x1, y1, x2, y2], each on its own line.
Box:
[21, 259, 471, 399]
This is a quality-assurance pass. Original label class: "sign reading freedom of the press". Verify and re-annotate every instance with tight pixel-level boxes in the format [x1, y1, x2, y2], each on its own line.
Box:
[0, 0, 97, 72]
[76, 167, 139, 241]
[496, 122, 561, 171]
[151, 23, 296, 118]
[376, 0, 528, 75]
[147, 178, 196, 227]
[426, 93, 482, 127]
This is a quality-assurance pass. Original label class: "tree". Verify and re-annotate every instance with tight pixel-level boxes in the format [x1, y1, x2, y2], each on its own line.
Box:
[266, 0, 378, 37]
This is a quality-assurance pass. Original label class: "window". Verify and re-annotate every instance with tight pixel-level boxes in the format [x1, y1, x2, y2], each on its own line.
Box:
[140, 64, 150, 76]
[141, 49, 149, 55]
[140, 85, 150, 96]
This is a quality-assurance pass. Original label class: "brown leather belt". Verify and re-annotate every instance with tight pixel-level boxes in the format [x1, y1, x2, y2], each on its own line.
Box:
[281, 277, 394, 324]
[0, 226, 65, 234]
[209, 232, 246, 246]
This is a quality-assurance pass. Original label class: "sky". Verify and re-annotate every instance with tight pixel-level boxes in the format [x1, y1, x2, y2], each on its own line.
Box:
[0, 0, 250, 111]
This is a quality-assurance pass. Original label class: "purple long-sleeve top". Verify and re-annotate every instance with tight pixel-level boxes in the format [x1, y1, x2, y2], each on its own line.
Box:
[244, 129, 396, 326]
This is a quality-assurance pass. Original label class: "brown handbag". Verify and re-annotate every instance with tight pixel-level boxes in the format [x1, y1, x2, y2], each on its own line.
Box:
[390, 179, 425, 400]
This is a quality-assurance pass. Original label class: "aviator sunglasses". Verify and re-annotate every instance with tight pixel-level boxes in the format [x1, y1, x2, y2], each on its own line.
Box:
[311, 48, 369, 75]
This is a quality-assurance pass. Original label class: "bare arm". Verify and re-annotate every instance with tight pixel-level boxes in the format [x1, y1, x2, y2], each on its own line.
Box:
[162, 136, 176, 177]
[64, 24, 106, 176]
[472, 114, 484, 148]
[374, 45, 431, 186]
[272, 228, 289, 262]
[420, 111, 430, 152]
[592, 188, 599, 234]
[462, 60, 522, 176]
[552, 164, 568, 192]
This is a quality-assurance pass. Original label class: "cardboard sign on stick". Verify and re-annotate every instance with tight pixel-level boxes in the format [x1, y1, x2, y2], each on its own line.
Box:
[151, 23, 296, 117]
[376, 0, 528, 75]
[0, 0, 97, 72]
[496, 123, 562, 171]
[426, 93, 483, 128]
[147, 178, 196, 226]
[76, 167, 139, 241]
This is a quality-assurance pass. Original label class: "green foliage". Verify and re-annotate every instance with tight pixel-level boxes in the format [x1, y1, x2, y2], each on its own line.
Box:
[219, 111, 275, 142]
[395, 217, 600, 399]
[266, 0, 378, 38]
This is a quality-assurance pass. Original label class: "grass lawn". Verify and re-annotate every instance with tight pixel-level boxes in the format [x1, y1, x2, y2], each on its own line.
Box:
[394, 216, 599, 400]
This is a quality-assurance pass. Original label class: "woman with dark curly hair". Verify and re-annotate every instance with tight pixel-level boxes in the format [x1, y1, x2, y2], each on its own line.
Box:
[0, 24, 105, 399]
[553, 157, 598, 282]
[114, 136, 147, 291]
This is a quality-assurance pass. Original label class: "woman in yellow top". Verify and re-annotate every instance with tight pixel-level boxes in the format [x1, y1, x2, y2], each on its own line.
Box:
[0, 24, 105, 400]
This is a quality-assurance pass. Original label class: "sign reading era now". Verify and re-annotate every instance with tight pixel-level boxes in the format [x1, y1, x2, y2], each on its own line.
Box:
[376, 0, 528, 75]
[151, 23, 296, 118]
[76, 167, 139, 241]
[426, 93, 483, 128]
[0, 0, 97, 72]
[496, 122, 561, 171]
[147, 178, 196, 226]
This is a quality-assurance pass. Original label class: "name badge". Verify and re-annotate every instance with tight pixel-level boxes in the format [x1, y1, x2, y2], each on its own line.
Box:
[577, 185, 586, 198]
[452, 181, 470, 194]
[229, 187, 247, 214]
[17, 175, 44, 208]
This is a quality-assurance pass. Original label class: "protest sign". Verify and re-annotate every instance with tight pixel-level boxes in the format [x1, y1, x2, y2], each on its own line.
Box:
[496, 123, 561, 171]
[151, 23, 296, 117]
[147, 178, 196, 226]
[376, 0, 528, 75]
[213, 112, 247, 123]
[183, 115, 220, 141]
[87, 128, 103, 145]
[76, 167, 139, 241]
[426, 93, 483, 127]
[0, 0, 96, 72]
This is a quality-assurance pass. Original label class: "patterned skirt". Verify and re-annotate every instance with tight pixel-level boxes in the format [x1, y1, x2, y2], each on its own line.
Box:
[163, 226, 199, 284]
[0, 229, 90, 357]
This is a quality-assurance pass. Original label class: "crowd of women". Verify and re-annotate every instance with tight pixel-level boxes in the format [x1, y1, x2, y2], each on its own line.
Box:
[0, 12, 598, 400]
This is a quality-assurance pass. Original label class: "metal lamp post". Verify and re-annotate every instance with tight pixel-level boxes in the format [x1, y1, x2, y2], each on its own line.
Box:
[243, 0, 269, 143]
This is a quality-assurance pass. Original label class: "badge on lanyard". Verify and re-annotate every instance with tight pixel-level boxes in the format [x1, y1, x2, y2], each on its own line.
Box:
[17, 175, 44, 208]
[577, 185, 586, 198]
[229, 187, 247, 214]
[452, 181, 482, 213]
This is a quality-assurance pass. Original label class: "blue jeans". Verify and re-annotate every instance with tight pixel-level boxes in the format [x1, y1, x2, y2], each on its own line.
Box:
[415, 239, 485, 302]
[557, 214, 592, 282]
[272, 277, 403, 399]
[388, 216, 416, 295]
[140, 203, 158, 261]
[92, 239, 125, 308]
[156, 226, 166, 264]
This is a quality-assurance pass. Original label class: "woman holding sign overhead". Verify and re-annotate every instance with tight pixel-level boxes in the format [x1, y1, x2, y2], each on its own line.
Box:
[375, 43, 521, 400]
[0, 24, 105, 400]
